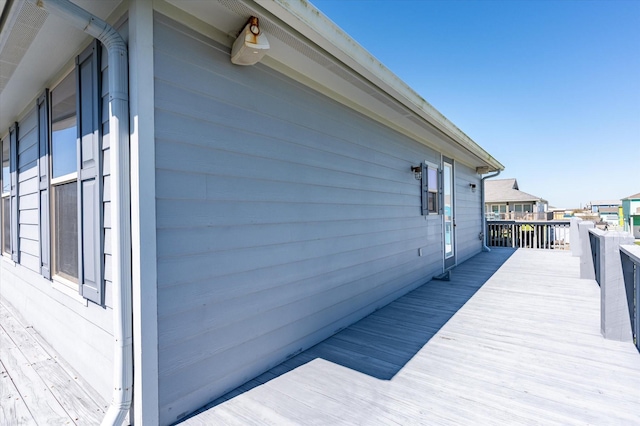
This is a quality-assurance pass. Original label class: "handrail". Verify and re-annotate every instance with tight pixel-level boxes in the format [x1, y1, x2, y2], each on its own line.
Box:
[486, 212, 554, 221]
[620, 244, 640, 353]
[486, 220, 570, 250]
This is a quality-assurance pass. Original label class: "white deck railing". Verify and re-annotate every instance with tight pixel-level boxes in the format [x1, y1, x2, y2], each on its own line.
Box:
[486, 220, 571, 250]
[486, 212, 554, 221]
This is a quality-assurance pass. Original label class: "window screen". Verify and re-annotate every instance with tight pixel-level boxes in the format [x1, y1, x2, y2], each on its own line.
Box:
[1, 136, 9, 255]
[53, 181, 78, 281]
[1, 138, 8, 194]
[2, 197, 9, 254]
[427, 166, 438, 214]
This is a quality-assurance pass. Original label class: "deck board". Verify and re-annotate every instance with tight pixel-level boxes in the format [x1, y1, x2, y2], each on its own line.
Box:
[0, 357, 35, 426]
[0, 301, 107, 425]
[0, 327, 71, 424]
[182, 248, 640, 425]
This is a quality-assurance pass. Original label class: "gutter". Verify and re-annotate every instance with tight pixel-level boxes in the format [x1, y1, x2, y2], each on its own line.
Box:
[33, 1, 132, 425]
[481, 170, 501, 252]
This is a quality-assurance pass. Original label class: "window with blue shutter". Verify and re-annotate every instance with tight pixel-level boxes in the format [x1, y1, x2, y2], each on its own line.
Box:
[421, 162, 440, 215]
[46, 41, 103, 305]
[9, 123, 19, 262]
[1, 134, 11, 255]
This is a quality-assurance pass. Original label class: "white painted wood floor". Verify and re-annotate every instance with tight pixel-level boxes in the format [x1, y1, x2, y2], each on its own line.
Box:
[182, 248, 640, 425]
[0, 300, 107, 425]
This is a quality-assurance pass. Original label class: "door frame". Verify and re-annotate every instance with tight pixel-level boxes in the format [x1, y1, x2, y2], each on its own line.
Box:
[443, 156, 456, 270]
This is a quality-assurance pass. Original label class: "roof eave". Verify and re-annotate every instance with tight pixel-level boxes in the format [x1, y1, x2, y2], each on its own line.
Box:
[255, 0, 504, 172]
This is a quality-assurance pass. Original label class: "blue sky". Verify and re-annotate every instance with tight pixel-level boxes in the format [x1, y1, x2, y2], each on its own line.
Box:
[310, 0, 640, 208]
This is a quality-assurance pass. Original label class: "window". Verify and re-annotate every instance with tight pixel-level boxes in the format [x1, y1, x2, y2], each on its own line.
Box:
[421, 162, 440, 215]
[513, 203, 533, 214]
[1, 136, 9, 254]
[427, 166, 438, 213]
[50, 71, 79, 284]
[6, 42, 103, 303]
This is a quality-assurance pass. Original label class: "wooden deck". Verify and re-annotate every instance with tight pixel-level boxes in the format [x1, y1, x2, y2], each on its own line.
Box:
[2, 248, 639, 425]
[0, 301, 107, 425]
[181, 248, 640, 425]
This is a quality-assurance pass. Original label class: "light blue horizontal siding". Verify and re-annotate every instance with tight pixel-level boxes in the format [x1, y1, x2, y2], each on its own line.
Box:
[17, 108, 39, 272]
[154, 13, 448, 423]
[453, 163, 482, 264]
[101, 45, 113, 308]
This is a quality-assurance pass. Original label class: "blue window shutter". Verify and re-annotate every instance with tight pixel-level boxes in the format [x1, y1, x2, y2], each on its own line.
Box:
[421, 163, 428, 216]
[37, 91, 51, 279]
[76, 41, 103, 305]
[439, 168, 444, 215]
[9, 123, 19, 263]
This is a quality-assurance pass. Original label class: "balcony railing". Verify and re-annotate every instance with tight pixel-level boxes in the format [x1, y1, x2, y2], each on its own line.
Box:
[486, 220, 570, 250]
[620, 245, 640, 352]
[486, 211, 554, 221]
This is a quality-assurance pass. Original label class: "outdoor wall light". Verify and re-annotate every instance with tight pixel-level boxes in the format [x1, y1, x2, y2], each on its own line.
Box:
[469, 183, 477, 192]
[231, 16, 270, 66]
[411, 165, 422, 180]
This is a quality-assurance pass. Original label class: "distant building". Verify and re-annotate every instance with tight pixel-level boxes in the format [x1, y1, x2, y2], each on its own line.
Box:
[587, 200, 622, 213]
[622, 193, 640, 238]
[587, 200, 622, 226]
[485, 178, 548, 220]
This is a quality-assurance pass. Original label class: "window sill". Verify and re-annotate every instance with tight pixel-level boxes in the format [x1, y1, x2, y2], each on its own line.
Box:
[1, 253, 15, 266]
[52, 276, 87, 306]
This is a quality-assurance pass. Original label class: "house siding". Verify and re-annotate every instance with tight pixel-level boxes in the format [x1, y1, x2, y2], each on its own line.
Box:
[153, 14, 456, 423]
[101, 43, 113, 308]
[16, 108, 39, 272]
[454, 163, 482, 264]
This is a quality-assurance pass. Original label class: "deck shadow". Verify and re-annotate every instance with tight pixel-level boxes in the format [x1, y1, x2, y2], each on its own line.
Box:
[178, 248, 516, 423]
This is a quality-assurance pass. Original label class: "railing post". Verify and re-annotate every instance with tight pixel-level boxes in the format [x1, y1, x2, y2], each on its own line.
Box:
[579, 221, 595, 279]
[570, 217, 583, 257]
[589, 231, 635, 341]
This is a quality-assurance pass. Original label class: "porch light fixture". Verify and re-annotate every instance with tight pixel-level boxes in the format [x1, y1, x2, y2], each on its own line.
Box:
[231, 16, 270, 66]
[411, 165, 422, 180]
[469, 183, 477, 192]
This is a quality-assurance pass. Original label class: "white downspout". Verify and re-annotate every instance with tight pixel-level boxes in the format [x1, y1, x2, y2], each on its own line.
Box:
[481, 170, 501, 252]
[33, 1, 132, 425]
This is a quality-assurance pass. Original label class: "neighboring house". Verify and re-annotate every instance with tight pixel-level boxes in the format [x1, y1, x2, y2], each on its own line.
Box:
[586, 200, 622, 227]
[622, 193, 640, 237]
[598, 207, 621, 226]
[484, 178, 548, 220]
[549, 207, 573, 220]
[0, 0, 503, 424]
[588, 199, 622, 214]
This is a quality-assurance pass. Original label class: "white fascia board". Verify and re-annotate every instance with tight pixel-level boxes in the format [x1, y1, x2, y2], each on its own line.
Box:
[254, 0, 504, 172]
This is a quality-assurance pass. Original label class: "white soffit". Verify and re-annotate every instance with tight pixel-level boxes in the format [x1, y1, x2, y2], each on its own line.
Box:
[165, 0, 503, 172]
[0, 0, 121, 131]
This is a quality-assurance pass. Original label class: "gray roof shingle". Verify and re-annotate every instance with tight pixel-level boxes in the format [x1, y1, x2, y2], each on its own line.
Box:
[485, 178, 547, 203]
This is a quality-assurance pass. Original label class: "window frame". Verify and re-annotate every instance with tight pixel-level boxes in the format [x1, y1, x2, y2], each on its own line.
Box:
[49, 70, 80, 288]
[1, 135, 10, 256]
[421, 161, 441, 216]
